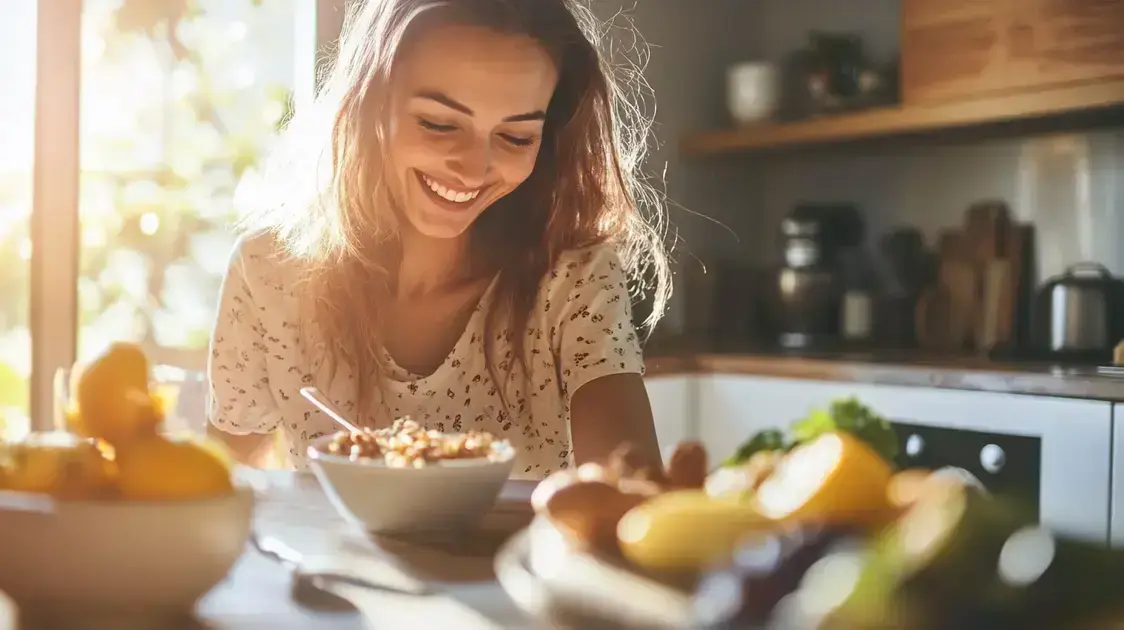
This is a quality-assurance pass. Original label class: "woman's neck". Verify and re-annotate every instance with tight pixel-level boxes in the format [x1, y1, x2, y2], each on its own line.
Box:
[396, 227, 471, 298]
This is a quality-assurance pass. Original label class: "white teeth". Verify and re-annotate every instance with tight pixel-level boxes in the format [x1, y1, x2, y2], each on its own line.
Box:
[422, 174, 480, 203]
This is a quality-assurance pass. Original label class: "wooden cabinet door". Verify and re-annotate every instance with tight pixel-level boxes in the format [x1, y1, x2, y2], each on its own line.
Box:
[901, 0, 1015, 103]
[1029, 0, 1124, 86]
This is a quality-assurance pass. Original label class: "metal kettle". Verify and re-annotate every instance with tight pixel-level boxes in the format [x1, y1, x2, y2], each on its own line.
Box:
[1032, 262, 1124, 360]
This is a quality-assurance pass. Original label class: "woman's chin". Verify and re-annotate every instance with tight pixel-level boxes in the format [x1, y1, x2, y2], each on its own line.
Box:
[406, 208, 477, 240]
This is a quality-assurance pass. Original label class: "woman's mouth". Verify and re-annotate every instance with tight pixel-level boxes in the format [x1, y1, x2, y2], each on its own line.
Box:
[416, 171, 481, 209]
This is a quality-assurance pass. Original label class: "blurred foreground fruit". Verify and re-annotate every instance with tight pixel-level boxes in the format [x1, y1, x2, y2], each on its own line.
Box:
[0, 432, 116, 499]
[693, 525, 861, 628]
[114, 434, 233, 501]
[617, 490, 773, 572]
[68, 342, 162, 445]
[754, 431, 894, 529]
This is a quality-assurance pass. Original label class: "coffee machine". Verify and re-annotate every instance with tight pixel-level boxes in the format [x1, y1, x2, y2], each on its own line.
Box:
[773, 203, 865, 349]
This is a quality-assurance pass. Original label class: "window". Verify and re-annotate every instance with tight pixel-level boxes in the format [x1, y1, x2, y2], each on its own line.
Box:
[78, 0, 304, 364]
[0, 3, 36, 439]
[2, 0, 341, 432]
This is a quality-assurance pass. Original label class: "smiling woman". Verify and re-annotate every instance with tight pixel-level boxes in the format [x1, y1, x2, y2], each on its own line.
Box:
[389, 23, 555, 239]
[208, 0, 672, 479]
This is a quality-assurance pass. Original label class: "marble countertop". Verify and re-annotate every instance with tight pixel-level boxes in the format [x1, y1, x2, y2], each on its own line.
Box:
[643, 349, 1124, 402]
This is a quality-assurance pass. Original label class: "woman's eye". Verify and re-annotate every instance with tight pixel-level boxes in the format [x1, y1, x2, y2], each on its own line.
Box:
[499, 133, 536, 147]
[417, 117, 456, 133]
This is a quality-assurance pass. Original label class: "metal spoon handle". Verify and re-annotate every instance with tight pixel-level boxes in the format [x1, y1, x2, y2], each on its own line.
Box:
[251, 532, 431, 596]
[0, 490, 55, 515]
[299, 387, 362, 433]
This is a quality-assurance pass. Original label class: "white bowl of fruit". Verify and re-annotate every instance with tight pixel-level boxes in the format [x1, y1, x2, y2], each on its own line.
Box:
[0, 343, 252, 630]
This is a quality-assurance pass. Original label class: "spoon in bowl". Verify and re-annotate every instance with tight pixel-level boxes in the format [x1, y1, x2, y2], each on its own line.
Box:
[299, 387, 363, 434]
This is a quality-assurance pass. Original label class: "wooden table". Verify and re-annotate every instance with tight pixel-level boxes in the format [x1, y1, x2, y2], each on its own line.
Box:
[193, 470, 537, 629]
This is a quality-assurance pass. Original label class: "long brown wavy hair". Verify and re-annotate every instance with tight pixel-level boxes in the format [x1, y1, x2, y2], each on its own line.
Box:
[236, 0, 671, 422]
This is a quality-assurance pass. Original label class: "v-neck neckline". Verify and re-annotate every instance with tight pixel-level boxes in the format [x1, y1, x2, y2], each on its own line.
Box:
[381, 274, 499, 382]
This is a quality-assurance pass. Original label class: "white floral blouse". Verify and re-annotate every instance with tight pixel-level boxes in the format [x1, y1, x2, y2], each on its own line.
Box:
[207, 233, 645, 479]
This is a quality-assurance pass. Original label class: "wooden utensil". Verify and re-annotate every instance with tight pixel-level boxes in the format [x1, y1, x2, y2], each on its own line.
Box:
[964, 200, 1010, 261]
[942, 261, 977, 350]
[1002, 224, 1033, 348]
[977, 260, 1012, 351]
[962, 200, 1016, 354]
[916, 286, 953, 351]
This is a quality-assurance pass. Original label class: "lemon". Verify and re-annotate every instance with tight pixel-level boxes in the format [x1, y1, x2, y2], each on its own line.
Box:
[68, 342, 163, 446]
[115, 434, 234, 501]
[753, 431, 894, 529]
[0, 432, 116, 499]
[617, 490, 773, 572]
[165, 429, 236, 471]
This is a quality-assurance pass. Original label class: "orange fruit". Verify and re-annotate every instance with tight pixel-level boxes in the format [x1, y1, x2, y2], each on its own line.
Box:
[753, 431, 895, 529]
[114, 434, 233, 501]
[0, 432, 117, 499]
[68, 342, 163, 445]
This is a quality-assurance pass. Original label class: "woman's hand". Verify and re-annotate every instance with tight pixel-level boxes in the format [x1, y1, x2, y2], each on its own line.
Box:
[206, 424, 278, 468]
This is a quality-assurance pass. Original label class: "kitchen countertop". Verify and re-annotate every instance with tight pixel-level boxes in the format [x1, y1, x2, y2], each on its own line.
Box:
[643, 348, 1124, 402]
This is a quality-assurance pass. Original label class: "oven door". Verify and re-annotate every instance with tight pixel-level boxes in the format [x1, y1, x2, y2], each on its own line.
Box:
[892, 421, 1041, 517]
[697, 375, 1114, 544]
[874, 390, 1112, 545]
[827, 385, 1111, 545]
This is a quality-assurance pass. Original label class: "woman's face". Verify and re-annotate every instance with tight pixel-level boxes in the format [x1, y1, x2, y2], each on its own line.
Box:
[387, 23, 559, 240]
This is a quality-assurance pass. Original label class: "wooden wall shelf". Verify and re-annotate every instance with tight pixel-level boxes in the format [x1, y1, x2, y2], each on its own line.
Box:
[681, 79, 1124, 157]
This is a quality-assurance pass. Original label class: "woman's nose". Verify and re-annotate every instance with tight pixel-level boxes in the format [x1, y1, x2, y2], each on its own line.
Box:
[445, 138, 489, 187]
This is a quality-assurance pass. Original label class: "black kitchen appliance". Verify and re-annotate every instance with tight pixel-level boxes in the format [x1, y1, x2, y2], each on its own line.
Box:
[892, 421, 1041, 519]
[773, 203, 864, 349]
[1031, 262, 1124, 364]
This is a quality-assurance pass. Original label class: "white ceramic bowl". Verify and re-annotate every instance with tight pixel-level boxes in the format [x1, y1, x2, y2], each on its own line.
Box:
[0, 486, 254, 629]
[308, 435, 516, 533]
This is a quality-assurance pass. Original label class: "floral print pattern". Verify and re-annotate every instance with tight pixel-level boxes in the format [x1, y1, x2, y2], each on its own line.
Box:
[208, 234, 645, 479]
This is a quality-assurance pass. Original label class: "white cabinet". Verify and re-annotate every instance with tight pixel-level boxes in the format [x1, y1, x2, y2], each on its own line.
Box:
[644, 375, 694, 460]
[697, 374, 1114, 543]
[697, 375, 844, 463]
[1113, 404, 1124, 547]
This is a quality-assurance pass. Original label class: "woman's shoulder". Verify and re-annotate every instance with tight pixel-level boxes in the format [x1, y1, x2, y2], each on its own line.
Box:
[229, 230, 287, 269]
[544, 242, 626, 291]
[535, 242, 632, 321]
[226, 231, 304, 296]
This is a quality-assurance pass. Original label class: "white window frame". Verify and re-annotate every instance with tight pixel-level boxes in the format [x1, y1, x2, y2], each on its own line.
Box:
[27, 0, 349, 431]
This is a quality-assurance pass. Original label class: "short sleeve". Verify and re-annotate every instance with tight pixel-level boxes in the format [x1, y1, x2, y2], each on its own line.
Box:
[548, 245, 645, 402]
[207, 239, 283, 435]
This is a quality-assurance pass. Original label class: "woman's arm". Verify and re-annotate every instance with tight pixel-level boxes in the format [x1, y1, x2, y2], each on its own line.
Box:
[206, 425, 274, 467]
[554, 246, 662, 470]
[570, 373, 660, 468]
[207, 240, 284, 467]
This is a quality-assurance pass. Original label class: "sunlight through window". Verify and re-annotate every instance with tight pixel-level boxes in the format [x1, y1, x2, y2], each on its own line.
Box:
[0, 3, 36, 439]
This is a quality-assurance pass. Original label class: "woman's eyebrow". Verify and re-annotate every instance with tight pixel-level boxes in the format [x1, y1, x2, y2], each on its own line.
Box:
[413, 90, 546, 122]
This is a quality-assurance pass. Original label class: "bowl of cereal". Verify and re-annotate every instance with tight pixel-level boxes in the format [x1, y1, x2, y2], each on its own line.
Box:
[307, 417, 516, 533]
